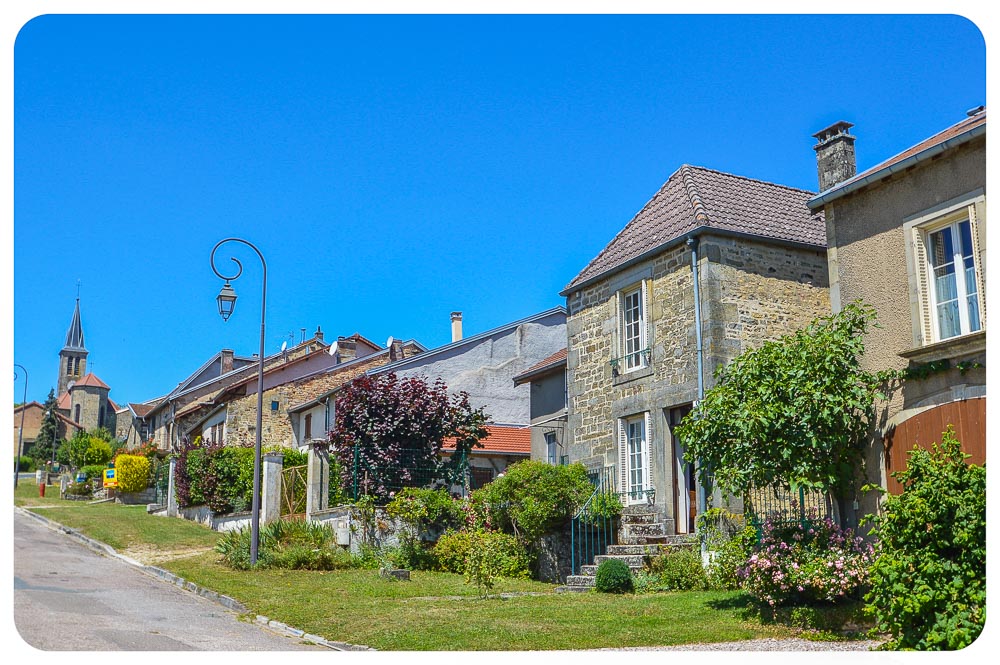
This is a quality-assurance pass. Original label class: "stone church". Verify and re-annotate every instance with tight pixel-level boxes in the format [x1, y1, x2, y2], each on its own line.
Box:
[54, 298, 118, 433]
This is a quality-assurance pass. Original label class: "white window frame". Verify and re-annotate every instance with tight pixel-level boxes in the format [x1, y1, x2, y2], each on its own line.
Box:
[617, 413, 652, 505]
[618, 281, 649, 372]
[545, 432, 558, 465]
[904, 192, 986, 346]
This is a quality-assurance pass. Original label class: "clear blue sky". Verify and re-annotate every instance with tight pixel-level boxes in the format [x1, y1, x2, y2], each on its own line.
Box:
[11, 13, 986, 407]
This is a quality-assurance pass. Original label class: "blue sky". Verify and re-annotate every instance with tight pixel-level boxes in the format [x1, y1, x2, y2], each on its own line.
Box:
[10, 13, 987, 407]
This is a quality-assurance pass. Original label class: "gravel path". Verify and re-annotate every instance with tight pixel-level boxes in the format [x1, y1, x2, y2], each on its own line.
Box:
[599, 637, 886, 651]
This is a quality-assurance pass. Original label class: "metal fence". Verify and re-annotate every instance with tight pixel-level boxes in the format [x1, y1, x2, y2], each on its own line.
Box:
[345, 445, 471, 502]
[744, 484, 834, 540]
[153, 461, 170, 506]
[570, 465, 620, 575]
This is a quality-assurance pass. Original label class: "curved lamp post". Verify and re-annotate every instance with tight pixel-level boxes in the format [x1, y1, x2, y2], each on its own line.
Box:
[13, 364, 27, 489]
[210, 238, 267, 565]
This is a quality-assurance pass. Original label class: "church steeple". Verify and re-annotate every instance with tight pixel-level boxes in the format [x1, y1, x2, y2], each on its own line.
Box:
[57, 298, 89, 395]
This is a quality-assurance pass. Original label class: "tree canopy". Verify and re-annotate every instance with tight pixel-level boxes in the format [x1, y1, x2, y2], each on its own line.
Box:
[675, 301, 886, 497]
[329, 373, 490, 502]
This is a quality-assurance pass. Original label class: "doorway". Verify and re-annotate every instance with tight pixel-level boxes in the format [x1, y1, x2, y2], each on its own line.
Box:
[668, 405, 695, 533]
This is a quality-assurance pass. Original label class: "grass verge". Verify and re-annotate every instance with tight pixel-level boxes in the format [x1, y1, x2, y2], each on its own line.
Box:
[18, 492, 819, 650]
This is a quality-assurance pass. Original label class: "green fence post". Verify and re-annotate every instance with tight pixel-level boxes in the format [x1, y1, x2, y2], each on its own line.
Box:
[799, 486, 806, 531]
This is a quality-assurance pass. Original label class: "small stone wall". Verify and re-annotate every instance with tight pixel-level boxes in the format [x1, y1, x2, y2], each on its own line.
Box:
[538, 528, 574, 583]
[174, 504, 252, 532]
[116, 488, 157, 505]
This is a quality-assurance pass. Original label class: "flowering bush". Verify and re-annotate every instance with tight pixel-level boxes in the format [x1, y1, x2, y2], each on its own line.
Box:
[739, 512, 873, 607]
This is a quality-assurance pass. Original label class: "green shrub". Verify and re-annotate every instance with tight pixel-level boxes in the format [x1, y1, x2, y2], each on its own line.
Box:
[15, 456, 35, 472]
[216, 519, 353, 571]
[80, 464, 108, 481]
[65, 481, 93, 497]
[646, 546, 707, 591]
[864, 427, 985, 650]
[433, 529, 530, 579]
[462, 529, 530, 597]
[594, 558, 633, 593]
[386, 487, 464, 538]
[393, 537, 439, 571]
[470, 460, 593, 547]
[115, 454, 151, 493]
[706, 525, 755, 590]
[84, 439, 113, 466]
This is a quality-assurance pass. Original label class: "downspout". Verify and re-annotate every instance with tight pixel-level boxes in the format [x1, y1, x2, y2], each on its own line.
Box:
[686, 236, 708, 518]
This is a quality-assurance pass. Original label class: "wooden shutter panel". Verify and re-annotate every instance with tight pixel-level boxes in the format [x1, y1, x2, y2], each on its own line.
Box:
[912, 228, 934, 345]
[968, 203, 986, 328]
[617, 418, 628, 497]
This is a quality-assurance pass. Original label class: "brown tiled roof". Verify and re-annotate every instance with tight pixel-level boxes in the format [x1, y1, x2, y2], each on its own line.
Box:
[513, 348, 567, 385]
[443, 424, 531, 455]
[73, 373, 111, 389]
[563, 165, 824, 293]
[846, 111, 984, 187]
[56, 391, 71, 410]
[107, 398, 119, 412]
[128, 402, 156, 418]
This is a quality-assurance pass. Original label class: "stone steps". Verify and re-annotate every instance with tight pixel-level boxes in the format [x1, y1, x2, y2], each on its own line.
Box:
[560, 508, 696, 592]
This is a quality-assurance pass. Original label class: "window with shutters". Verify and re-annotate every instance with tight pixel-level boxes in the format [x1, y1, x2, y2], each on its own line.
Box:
[617, 282, 649, 372]
[617, 412, 652, 505]
[906, 193, 986, 346]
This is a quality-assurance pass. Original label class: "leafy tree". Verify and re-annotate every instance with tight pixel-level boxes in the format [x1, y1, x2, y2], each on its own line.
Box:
[676, 301, 887, 498]
[28, 389, 62, 463]
[328, 373, 489, 502]
[864, 428, 985, 650]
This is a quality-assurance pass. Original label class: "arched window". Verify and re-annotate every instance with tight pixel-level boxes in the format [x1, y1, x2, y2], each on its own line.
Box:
[74, 404, 81, 423]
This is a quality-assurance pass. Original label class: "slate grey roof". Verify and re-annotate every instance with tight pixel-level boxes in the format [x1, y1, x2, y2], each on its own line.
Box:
[562, 165, 825, 294]
[62, 299, 86, 351]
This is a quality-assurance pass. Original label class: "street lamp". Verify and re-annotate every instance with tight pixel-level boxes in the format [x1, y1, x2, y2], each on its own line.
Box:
[211, 238, 267, 565]
[13, 364, 27, 489]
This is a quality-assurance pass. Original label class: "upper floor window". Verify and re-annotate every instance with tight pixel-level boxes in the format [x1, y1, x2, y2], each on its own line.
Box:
[304, 413, 313, 440]
[927, 220, 981, 340]
[908, 194, 985, 346]
[74, 404, 81, 423]
[619, 283, 648, 371]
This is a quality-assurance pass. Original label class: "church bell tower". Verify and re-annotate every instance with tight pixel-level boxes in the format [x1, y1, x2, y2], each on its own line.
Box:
[57, 298, 88, 395]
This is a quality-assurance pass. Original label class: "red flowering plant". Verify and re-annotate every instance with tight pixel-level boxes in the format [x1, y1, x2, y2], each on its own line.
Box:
[739, 509, 874, 607]
[329, 373, 489, 503]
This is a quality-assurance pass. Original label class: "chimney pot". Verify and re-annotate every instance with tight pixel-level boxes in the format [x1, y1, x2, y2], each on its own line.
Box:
[812, 120, 857, 192]
[220, 349, 235, 374]
[315, 326, 323, 342]
[451, 312, 463, 342]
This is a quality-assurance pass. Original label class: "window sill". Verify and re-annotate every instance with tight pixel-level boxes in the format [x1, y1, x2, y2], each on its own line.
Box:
[612, 365, 653, 385]
[899, 330, 986, 364]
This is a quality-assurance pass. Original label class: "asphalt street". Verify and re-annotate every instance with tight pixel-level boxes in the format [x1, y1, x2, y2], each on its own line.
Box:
[12, 509, 322, 651]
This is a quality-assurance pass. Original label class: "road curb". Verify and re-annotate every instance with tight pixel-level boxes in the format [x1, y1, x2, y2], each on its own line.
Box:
[15, 506, 374, 651]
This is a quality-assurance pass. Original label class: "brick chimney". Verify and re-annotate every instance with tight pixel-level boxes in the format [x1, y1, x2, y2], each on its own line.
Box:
[314, 326, 324, 342]
[451, 312, 463, 343]
[220, 349, 234, 374]
[389, 338, 405, 361]
[812, 121, 857, 192]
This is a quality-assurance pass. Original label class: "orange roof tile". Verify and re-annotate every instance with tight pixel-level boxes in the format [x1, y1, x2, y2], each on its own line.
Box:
[56, 391, 71, 410]
[73, 373, 111, 389]
[443, 424, 531, 456]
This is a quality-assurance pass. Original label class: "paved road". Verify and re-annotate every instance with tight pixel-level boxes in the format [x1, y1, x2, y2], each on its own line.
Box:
[13, 509, 322, 651]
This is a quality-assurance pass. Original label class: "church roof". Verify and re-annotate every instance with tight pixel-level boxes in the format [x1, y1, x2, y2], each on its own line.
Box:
[63, 299, 87, 352]
[73, 373, 110, 390]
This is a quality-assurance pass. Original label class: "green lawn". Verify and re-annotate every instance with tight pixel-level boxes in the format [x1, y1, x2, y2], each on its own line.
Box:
[17, 492, 803, 650]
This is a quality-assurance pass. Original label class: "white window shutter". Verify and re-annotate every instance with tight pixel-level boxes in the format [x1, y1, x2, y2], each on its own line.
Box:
[617, 418, 627, 496]
[912, 229, 934, 344]
[641, 279, 650, 366]
[643, 411, 653, 493]
[969, 203, 987, 328]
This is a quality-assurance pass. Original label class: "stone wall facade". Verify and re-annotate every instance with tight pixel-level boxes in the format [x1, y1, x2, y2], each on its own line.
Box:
[565, 233, 829, 533]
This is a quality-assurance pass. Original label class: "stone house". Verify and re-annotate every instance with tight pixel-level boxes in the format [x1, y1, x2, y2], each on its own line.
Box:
[512, 348, 568, 464]
[12, 401, 82, 460]
[365, 308, 567, 486]
[806, 109, 986, 507]
[561, 164, 830, 535]
[142, 328, 329, 451]
[208, 335, 425, 450]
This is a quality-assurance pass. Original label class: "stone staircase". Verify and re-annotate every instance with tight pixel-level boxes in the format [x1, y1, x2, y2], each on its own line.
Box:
[558, 505, 697, 592]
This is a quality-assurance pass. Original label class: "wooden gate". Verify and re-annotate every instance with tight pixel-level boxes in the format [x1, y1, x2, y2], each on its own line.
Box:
[884, 397, 985, 494]
[281, 464, 307, 518]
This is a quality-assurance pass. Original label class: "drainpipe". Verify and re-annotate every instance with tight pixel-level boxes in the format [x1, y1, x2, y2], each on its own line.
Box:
[687, 236, 708, 518]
